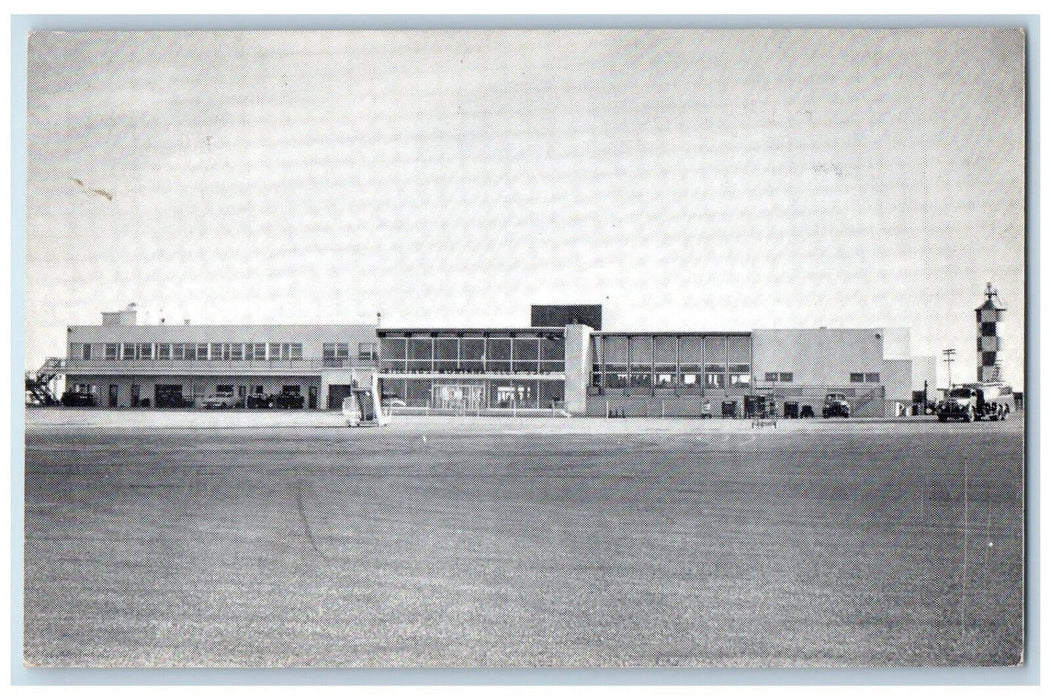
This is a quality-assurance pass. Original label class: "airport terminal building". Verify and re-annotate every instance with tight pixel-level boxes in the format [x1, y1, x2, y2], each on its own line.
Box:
[52, 303, 935, 418]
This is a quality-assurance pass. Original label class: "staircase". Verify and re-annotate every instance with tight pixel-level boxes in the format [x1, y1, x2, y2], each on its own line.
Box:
[25, 357, 65, 406]
[851, 386, 886, 417]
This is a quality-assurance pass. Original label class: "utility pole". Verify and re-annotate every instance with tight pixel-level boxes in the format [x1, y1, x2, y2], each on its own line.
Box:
[943, 348, 956, 389]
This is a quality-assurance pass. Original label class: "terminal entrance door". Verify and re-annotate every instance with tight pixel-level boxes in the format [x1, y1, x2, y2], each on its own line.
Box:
[432, 384, 484, 412]
[308, 386, 318, 409]
[108, 384, 119, 407]
[328, 385, 352, 409]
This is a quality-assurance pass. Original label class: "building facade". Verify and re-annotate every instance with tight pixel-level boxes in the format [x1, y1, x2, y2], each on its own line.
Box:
[54, 304, 932, 417]
[63, 305, 379, 410]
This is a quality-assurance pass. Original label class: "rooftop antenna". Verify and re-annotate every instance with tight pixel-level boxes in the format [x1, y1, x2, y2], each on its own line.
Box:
[377, 311, 382, 328]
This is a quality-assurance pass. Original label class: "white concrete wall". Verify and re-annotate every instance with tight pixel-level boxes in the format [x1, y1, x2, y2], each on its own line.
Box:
[881, 358, 913, 403]
[751, 328, 885, 386]
[881, 328, 912, 359]
[564, 324, 592, 416]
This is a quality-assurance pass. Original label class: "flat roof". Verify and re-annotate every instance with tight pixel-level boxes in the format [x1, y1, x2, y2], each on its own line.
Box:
[591, 330, 752, 336]
[377, 328, 565, 336]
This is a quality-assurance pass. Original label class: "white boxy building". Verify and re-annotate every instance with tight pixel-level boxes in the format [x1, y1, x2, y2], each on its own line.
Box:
[52, 303, 935, 418]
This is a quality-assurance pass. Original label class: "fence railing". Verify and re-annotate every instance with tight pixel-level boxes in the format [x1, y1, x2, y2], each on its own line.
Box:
[62, 357, 372, 372]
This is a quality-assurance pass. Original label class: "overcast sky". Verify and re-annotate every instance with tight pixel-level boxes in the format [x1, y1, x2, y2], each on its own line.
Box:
[25, 29, 1025, 387]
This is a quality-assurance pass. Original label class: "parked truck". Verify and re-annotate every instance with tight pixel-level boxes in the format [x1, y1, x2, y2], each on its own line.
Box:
[937, 386, 1008, 422]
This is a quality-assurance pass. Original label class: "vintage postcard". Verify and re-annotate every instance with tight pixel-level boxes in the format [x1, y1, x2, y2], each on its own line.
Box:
[23, 28, 1026, 668]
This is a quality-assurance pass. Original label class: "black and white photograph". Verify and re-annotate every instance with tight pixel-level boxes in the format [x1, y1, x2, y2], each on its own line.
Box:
[22, 26, 1027, 669]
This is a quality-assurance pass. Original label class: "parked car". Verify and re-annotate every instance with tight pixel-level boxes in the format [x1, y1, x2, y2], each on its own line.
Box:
[800, 405, 815, 419]
[273, 390, 305, 409]
[202, 392, 238, 409]
[60, 390, 97, 407]
[246, 392, 273, 409]
[822, 393, 851, 418]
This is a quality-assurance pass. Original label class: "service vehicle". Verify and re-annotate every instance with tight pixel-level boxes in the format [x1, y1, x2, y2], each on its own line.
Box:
[822, 393, 851, 418]
[202, 391, 238, 409]
[937, 386, 1008, 422]
[343, 376, 390, 427]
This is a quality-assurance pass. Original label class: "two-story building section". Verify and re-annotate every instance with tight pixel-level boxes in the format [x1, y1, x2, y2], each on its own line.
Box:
[63, 304, 378, 410]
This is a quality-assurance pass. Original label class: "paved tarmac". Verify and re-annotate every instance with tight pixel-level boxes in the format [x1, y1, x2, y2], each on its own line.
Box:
[23, 409, 1026, 667]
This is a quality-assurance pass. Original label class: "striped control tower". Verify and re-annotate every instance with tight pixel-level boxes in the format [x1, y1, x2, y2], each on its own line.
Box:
[976, 282, 1005, 382]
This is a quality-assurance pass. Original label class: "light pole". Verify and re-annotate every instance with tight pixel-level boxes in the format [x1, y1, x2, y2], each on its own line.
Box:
[943, 348, 956, 389]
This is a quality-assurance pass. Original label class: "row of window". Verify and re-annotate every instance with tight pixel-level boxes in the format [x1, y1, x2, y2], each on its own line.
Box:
[381, 336, 565, 363]
[594, 334, 751, 365]
[594, 372, 752, 390]
[764, 371, 881, 383]
[323, 343, 378, 363]
[849, 372, 881, 383]
[74, 342, 306, 362]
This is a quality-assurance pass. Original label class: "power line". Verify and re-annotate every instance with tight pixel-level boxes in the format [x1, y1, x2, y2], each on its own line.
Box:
[942, 348, 957, 389]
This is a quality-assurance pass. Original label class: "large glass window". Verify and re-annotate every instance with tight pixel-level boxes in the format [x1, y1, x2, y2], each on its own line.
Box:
[407, 338, 432, 360]
[359, 342, 378, 362]
[105, 343, 118, 360]
[230, 343, 243, 361]
[653, 336, 676, 364]
[678, 336, 704, 364]
[460, 337, 485, 372]
[83, 344, 92, 360]
[323, 342, 350, 366]
[69, 343, 82, 360]
[513, 337, 539, 373]
[406, 379, 432, 406]
[486, 337, 511, 373]
[408, 337, 433, 371]
[705, 372, 725, 389]
[435, 338, 458, 372]
[197, 344, 209, 360]
[679, 372, 700, 393]
[122, 343, 135, 360]
[704, 336, 727, 364]
[156, 343, 170, 360]
[211, 343, 223, 360]
[727, 335, 751, 364]
[630, 371, 652, 388]
[629, 336, 652, 366]
[290, 343, 302, 361]
[254, 344, 266, 361]
[184, 344, 197, 360]
[540, 335, 564, 361]
[269, 343, 281, 360]
[380, 337, 406, 370]
[865, 372, 880, 383]
[540, 334, 565, 373]
[138, 343, 153, 360]
[602, 336, 628, 365]
[381, 337, 407, 359]
[605, 369, 628, 389]
[850, 373, 864, 383]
